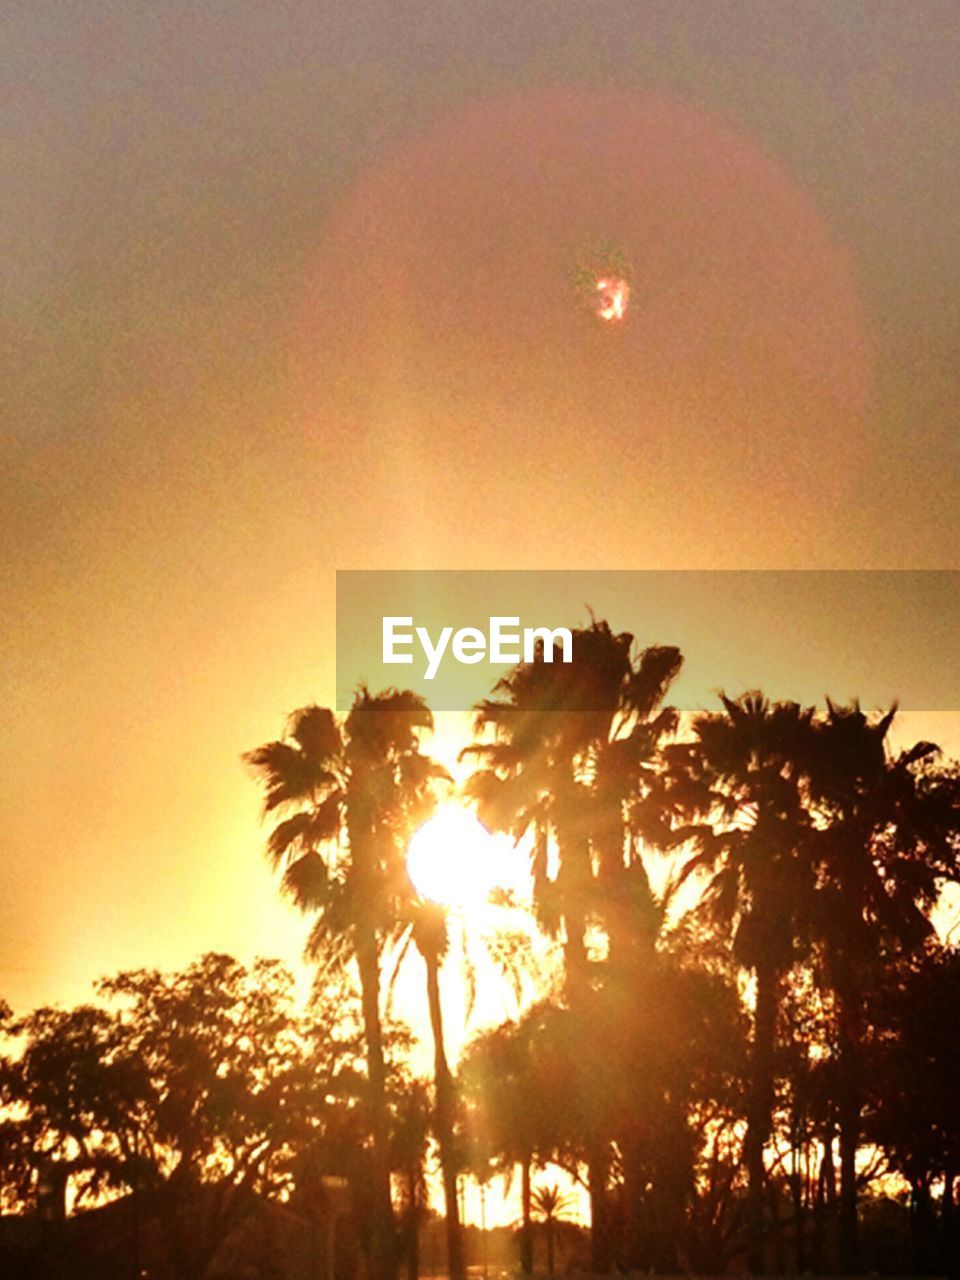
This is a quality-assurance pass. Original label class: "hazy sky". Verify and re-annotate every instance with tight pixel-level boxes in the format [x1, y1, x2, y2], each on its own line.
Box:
[2, 3, 959, 1021]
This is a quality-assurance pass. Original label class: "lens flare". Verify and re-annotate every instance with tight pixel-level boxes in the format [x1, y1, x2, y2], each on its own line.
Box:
[596, 277, 629, 322]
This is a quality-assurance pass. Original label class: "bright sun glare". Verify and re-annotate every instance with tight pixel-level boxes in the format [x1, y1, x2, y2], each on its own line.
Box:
[406, 807, 525, 909]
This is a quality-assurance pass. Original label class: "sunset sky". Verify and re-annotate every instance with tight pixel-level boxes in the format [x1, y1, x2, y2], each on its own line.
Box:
[3, 0, 959, 1056]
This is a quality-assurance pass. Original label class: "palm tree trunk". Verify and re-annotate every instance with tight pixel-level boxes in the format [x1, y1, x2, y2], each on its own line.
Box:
[943, 1162, 957, 1280]
[621, 1134, 647, 1270]
[587, 1147, 613, 1273]
[357, 932, 399, 1280]
[520, 1156, 534, 1276]
[549, 806, 614, 1276]
[650, 1107, 692, 1273]
[745, 960, 779, 1274]
[790, 1144, 806, 1274]
[424, 949, 466, 1280]
[561, 886, 612, 1274]
[835, 968, 862, 1275]
[562, 913, 589, 1003]
[404, 1166, 420, 1280]
[546, 1217, 556, 1275]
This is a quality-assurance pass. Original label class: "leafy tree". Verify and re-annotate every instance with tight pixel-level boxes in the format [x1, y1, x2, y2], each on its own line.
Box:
[770, 965, 839, 1275]
[0, 1001, 134, 1216]
[0, 954, 323, 1280]
[633, 956, 744, 1269]
[868, 943, 960, 1277]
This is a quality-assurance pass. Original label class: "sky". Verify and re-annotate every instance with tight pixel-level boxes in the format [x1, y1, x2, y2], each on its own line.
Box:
[2, 1, 960, 1059]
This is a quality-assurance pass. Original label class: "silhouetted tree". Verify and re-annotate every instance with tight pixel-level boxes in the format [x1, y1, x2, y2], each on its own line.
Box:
[655, 693, 817, 1272]
[0, 1001, 134, 1217]
[868, 943, 960, 1278]
[461, 1012, 556, 1275]
[389, 1073, 432, 1280]
[408, 902, 466, 1280]
[0, 954, 322, 1280]
[807, 704, 960, 1273]
[245, 690, 444, 1280]
[531, 1181, 577, 1274]
[465, 620, 682, 1270]
[771, 965, 838, 1274]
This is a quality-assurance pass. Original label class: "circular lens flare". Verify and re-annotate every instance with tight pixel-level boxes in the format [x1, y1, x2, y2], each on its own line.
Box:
[595, 276, 629, 322]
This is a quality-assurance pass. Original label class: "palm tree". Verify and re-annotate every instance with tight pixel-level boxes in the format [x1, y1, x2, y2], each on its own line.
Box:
[806, 702, 960, 1273]
[391, 880, 534, 1280]
[586, 640, 683, 971]
[461, 1014, 547, 1275]
[531, 1181, 577, 1275]
[466, 622, 681, 999]
[655, 692, 817, 1273]
[409, 902, 466, 1280]
[245, 688, 442, 1280]
[464, 619, 682, 1271]
[389, 1075, 432, 1280]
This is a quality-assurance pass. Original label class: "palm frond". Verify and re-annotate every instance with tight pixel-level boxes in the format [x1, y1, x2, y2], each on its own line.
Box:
[265, 793, 343, 867]
[244, 740, 338, 813]
[287, 704, 343, 762]
[281, 852, 332, 912]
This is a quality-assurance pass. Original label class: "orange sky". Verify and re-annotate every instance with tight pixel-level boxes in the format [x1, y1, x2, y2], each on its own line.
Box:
[2, 4, 959, 1083]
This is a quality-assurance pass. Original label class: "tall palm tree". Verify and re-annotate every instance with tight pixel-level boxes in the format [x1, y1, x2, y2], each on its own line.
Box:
[389, 878, 534, 1280]
[408, 902, 466, 1280]
[464, 620, 681, 1271]
[655, 692, 817, 1273]
[806, 702, 960, 1274]
[245, 688, 442, 1280]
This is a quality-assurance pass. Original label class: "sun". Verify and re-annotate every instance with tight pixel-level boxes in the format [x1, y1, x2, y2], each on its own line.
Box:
[406, 806, 525, 909]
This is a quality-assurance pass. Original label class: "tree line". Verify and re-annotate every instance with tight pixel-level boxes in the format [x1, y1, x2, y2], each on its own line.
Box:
[2, 618, 959, 1280]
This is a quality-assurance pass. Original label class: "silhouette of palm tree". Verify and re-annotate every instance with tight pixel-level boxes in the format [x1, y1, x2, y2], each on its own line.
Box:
[656, 692, 817, 1274]
[245, 689, 443, 1280]
[806, 701, 960, 1273]
[464, 621, 681, 1271]
[388, 880, 533, 1280]
[530, 1181, 577, 1275]
[466, 622, 680, 998]
[408, 901, 466, 1280]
